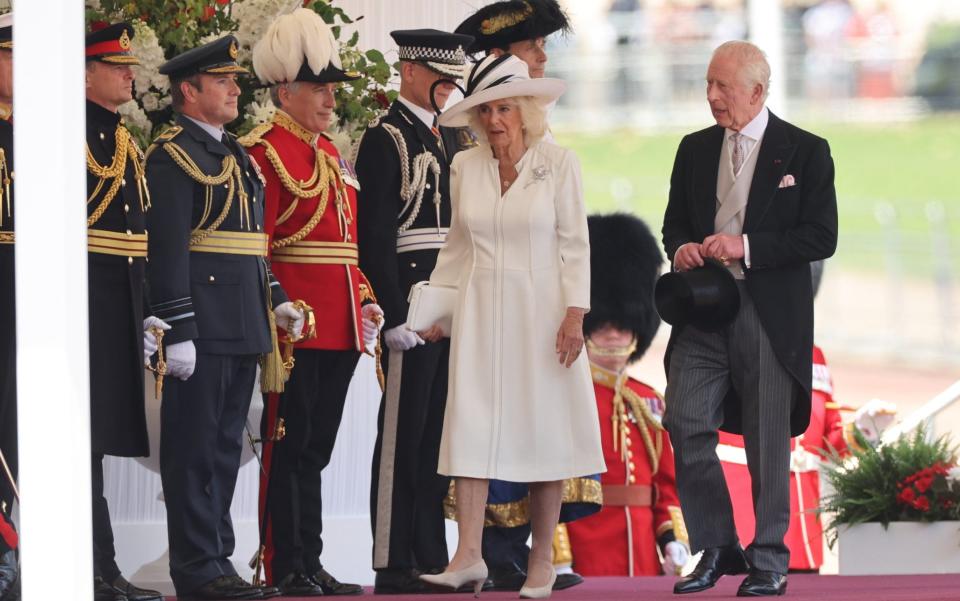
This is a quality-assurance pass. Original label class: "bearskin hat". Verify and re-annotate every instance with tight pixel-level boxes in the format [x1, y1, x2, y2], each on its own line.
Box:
[455, 0, 571, 56]
[584, 213, 664, 362]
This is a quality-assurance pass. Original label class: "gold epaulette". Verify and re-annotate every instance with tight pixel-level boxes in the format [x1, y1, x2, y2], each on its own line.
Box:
[238, 122, 274, 148]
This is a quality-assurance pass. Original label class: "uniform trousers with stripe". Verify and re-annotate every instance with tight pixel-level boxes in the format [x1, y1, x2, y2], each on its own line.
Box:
[261, 348, 360, 583]
[160, 353, 259, 594]
[370, 341, 450, 572]
[663, 282, 794, 574]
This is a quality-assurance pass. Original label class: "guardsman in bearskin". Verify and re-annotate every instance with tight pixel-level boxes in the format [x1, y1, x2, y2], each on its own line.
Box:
[564, 213, 690, 578]
[240, 9, 380, 597]
[717, 261, 896, 572]
[84, 22, 165, 601]
[355, 28, 472, 594]
[145, 35, 303, 601]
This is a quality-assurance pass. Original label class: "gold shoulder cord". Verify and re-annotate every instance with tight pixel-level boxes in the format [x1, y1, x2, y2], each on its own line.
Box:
[0, 147, 10, 228]
[86, 124, 149, 227]
[161, 142, 251, 244]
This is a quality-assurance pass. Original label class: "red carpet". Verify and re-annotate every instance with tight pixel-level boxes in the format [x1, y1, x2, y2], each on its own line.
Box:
[164, 574, 960, 601]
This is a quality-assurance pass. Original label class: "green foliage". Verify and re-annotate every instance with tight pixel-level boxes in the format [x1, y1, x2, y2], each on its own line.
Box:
[819, 427, 960, 548]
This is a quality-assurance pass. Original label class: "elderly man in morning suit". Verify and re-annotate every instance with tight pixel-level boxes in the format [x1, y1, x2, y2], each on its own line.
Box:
[661, 41, 837, 597]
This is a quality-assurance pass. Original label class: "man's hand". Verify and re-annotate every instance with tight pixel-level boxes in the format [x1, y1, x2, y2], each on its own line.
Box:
[142, 316, 171, 367]
[662, 541, 690, 576]
[673, 242, 705, 272]
[854, 399, 898, 443]
[383, 325, 426, 352]
[165, 340, 197, 381]
[361, 303, 385, 347]
[274, 301, 306, 339]
[701, 233, 744, 265]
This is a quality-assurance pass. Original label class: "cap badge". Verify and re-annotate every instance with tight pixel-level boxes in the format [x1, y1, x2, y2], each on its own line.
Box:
[229, 40, 239, 60]
[119, 29, 132, 50]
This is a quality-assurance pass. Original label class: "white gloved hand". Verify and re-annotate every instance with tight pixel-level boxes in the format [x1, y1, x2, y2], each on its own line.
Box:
[274, 301, 305, 340]
[662, 541, 689, 576]
[165, 340, 196, 381]
[142, 316, 172, 367]
[361, 303, 385, 347]
[854, 399, 898, 443]
[383, 325, 425, 352]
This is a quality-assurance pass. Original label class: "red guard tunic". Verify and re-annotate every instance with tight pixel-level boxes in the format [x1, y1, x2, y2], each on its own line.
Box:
[718, 346, 849, 570]
[567, 364, 684, 576]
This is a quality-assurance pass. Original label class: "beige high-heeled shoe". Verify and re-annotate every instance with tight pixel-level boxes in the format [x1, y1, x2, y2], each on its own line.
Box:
[519, 564, 557, 599]
[419, 560, 488, 598]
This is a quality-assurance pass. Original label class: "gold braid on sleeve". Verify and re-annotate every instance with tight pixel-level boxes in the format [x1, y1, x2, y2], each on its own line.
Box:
[0, 147, 10, 228]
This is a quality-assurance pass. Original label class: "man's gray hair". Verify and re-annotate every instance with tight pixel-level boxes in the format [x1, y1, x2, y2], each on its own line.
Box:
[713, 40, 771, 101]
[269, 82, 301, 108]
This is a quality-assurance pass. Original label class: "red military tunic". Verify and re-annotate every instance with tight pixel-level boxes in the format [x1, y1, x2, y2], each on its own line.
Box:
[567, 364, 683, 576]
[718, 346, 849, 570]
[243, 109, 371, 351]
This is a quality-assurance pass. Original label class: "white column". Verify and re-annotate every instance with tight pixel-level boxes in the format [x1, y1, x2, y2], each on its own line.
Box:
[14, 1, 92, 600]
[747, 0, 786, 115]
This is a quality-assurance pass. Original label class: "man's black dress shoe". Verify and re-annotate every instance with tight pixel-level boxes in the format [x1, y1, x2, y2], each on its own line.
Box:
[373, 569, 430, 595]
[181, 575, 264, 600]
[111, 575, 162, 601]
[0, 551, 17, 601]
[736, 570, 787, 597]
[94, 577, 127, 601]
[312, 568, 362, 595]
[553, 572, 584, 591]
[673, 545, 749, 594]
[487, 565, 527, 592]
[225, 576, 281, 599]
[277, 572, 324, 597]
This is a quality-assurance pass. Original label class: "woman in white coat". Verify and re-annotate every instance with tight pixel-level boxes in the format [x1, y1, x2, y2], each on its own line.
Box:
[418, 54, 605, 598]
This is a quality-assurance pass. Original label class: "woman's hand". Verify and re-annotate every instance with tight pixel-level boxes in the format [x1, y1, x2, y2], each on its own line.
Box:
[418, 324, 445, 343]
[556, 307, 586, 368]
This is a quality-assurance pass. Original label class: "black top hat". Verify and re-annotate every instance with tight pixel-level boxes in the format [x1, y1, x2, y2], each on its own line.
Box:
[390, 29, 474, 78]
[85, 22, 138, 65]
[655, 260, 740, 332]
[584, 213, 663, 362]
[455, 0, 570, 55]
[0, 13, 11, 51]
[160, 35, 249, 80]
[290, 62, 359, 85]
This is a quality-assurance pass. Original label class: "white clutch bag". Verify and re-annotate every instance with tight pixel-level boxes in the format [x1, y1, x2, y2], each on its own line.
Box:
[406, 281, 457, 336]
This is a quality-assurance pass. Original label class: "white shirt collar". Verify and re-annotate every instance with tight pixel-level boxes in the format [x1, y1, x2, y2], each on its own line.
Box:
[398, 95, 436, 130]
[183, 114, 226, 143]
[726, 106, 768, 142]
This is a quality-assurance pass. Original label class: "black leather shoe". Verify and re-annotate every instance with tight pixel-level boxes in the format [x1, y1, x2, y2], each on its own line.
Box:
[487, 564, 526, 591]
[311, 568, 362, 595]
[373, 569, 429, 595]
[94, 577, 127, 601]
[673, 545, 749, 594]
[225, 576, 281, 599]
[277, 572, 324, 597]
[111, 575, 162, 601]
[736, 570, 787, 597]
[0, 551, 17, 601]
[553, 572, 584, 590]
[181, 575, 264, 600]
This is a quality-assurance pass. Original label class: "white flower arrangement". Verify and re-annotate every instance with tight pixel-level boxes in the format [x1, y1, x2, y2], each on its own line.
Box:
[118, 101, 153, 140]
[232, 0, 302, 63]
[131, 21, 169, 97]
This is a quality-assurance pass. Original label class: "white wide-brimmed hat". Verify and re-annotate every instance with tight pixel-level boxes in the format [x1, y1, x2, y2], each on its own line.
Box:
[438, 54, 566, 127]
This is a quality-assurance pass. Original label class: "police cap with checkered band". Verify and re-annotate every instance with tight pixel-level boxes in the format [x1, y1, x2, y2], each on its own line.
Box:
[390, 29, 474, 80]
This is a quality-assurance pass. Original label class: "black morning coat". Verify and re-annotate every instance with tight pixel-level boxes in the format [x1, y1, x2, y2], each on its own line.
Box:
[661, 111, 839, 436]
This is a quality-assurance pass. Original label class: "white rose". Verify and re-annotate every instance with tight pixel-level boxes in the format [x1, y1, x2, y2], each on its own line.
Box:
[142, 92, 160, 112]
[948, 466, 960, 484]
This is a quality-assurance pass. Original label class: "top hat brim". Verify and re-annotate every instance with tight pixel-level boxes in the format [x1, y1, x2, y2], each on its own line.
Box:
[654, 260, 740, 332]
[438, 77, 565, 127]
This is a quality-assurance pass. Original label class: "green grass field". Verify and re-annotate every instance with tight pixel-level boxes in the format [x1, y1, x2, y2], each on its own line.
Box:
[555, 114, 960, 275]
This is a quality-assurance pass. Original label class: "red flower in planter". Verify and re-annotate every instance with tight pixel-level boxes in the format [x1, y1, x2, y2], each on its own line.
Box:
[914, 496, 931, 512]
[915, 476, 933, 493]
[202, 6, 216, 21]
[897, 487, 916, 504]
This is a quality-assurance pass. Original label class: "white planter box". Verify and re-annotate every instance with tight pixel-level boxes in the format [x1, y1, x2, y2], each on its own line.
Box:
[838, 521, 960, 575]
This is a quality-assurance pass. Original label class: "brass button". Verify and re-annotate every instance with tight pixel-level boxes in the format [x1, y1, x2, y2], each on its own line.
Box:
[144, 228, 148, 235]
[346, 234, 352, 241]
[625, 438, 633, 447]
[628, 475, 636, 484]
[209, 275, 215, 282]
[410, 262, 417, 268]
[246, 171, 250, 177]
[628, 461, 636, 471]
[256, 224, 261, 231]
[627, 450, 633, 459]
[224, 184, 229, 189]
[127, 256, 133, 265]
[99, 132, 105, 140]
[425, 183, 431, 190]
[122, 178, 127, 187]
[126, 229, 132, 236]
[124, 204, 130, 213]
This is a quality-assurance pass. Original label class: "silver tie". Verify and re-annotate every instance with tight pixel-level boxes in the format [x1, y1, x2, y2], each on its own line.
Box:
[731, 132, 744, 176]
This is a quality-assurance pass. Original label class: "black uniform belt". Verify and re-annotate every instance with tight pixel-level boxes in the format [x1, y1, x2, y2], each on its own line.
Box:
[190, 231, 269, 256]
[88, 228, 148, 257]
[271, 240, 358, 265]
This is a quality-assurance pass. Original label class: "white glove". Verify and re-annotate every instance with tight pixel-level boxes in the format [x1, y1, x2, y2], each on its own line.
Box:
[142, 316, 171, 367]
[383, 325, 425, 352]
[854, 399, 898, 443]
[361, 303, 385, 347]
[165, 340, 196, 381]
[662, 541, 689, 576]
[274, 301, 305, 340]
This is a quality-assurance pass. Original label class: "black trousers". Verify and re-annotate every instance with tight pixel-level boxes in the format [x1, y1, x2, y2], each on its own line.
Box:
[263, 349, 360, 582]
[0, 282, 16, 517]
[482, 524, 530, 571]
[92, 453, 121, 582]
[160, 353, 258, 594]
[370, 341, 450, 571]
